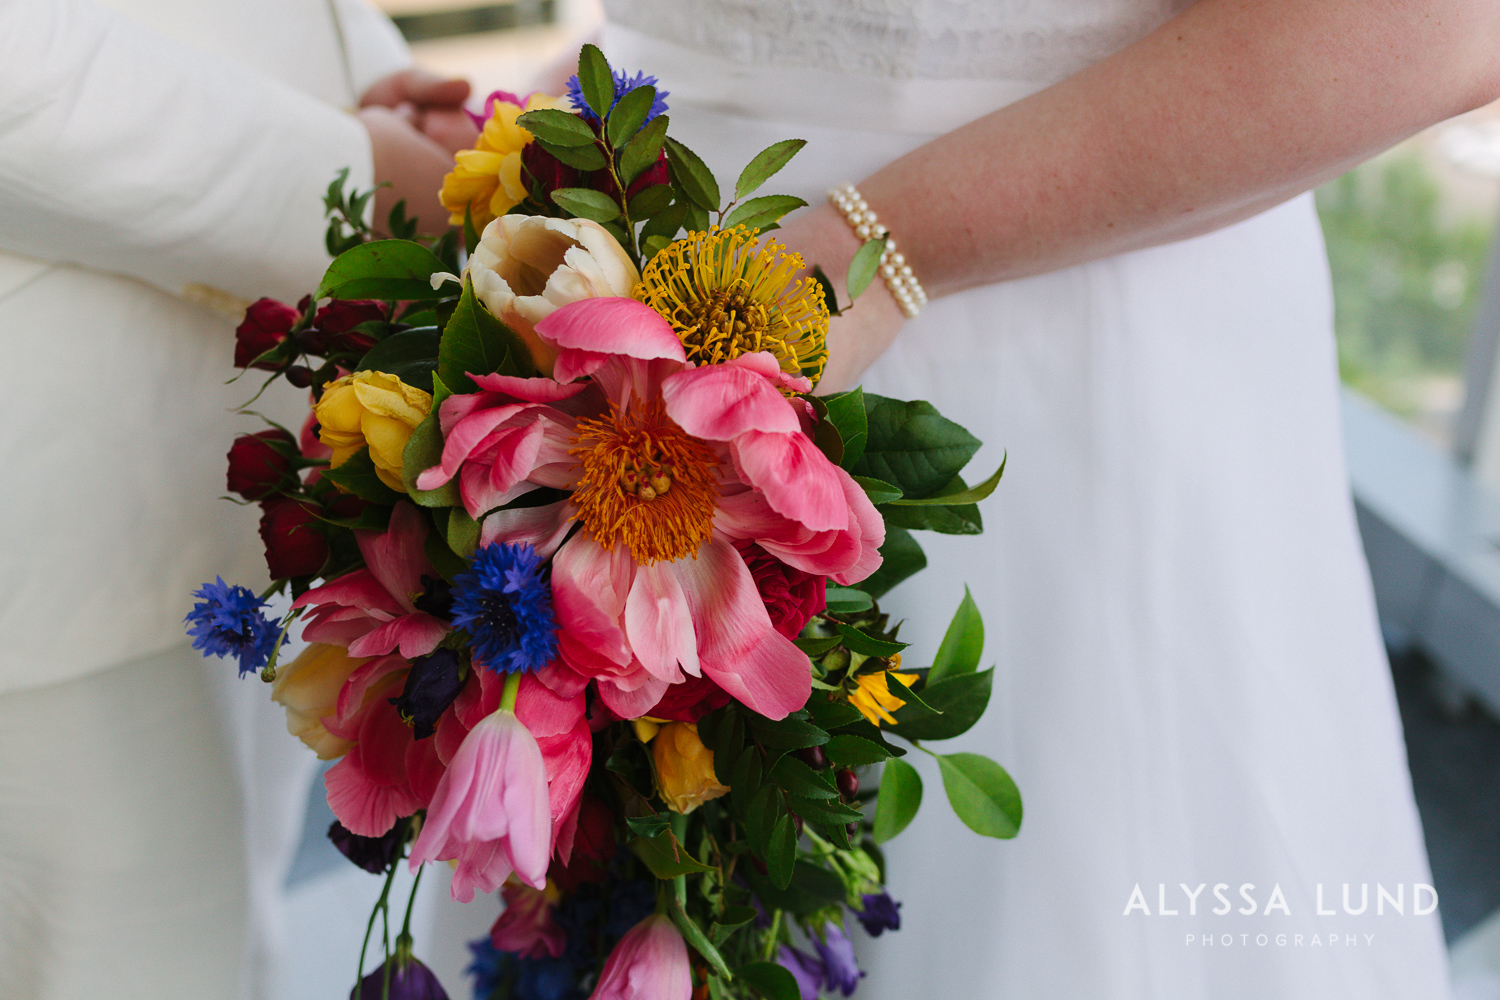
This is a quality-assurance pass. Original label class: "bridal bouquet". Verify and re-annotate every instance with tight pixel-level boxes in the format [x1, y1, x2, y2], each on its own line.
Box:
[187, 46, 1019, 1000]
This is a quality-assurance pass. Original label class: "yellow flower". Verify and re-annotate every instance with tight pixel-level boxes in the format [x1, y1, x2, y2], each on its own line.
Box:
[439, 92, 567, 231]
[316, 371, 432, 492]
[270, 643, 367, 759]
[634, 226, 831, 386]
[848, 668, 919, 727]
[651, 721, 730, 815]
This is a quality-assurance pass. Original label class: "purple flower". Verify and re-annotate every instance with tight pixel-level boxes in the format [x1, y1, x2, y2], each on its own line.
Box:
[812, 923, 864, 997]
[777, 945, 823, 1000]
[185, 577, 278, 676]
[855, 891, 902, 936]
[351, 954, 448, 999]
[388, 648, 465, 739]
[328, 818, 409, 875]
[565, 70, 669, 127]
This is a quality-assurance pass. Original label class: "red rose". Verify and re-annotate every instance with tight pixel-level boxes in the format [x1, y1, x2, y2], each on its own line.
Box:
[226, 429, 296, 500]
[257, 497, 329, 579]
[734, 539, 827, 640]
[234, 298, 298, 369]
[644, 674, 731, 723]
[305, 300, 386, 356]
[521, 141, 580, 198]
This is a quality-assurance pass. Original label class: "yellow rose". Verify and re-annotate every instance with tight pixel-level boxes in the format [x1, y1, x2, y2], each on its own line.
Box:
[270, 643, 366, 760]
[316, 371, 432, 492]
[651, 722, 730, 815]
[468, 215, 641, 376]
[439, 92, 567, 231]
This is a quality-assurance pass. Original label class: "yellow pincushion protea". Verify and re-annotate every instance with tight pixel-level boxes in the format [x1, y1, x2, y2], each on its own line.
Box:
[439, 92, 566, 232]
[634, 226, 831, 386]
[849, 667, 919, 727]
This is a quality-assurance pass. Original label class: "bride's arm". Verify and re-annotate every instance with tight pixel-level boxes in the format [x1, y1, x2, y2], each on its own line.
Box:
[794, 0, 1500, 391]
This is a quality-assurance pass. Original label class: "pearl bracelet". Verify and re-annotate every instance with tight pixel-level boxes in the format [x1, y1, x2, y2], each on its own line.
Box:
[828, 182, 928, 318]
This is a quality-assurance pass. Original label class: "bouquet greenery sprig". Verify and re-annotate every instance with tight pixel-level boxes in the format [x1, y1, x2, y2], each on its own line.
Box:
[186, 44, 1020, 1000]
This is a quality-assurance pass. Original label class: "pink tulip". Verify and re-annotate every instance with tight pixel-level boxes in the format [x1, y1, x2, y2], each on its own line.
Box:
[418, 298, 884, 721]
[292, 502, 449, 659]
[408, 707, 551, 901]
[589, 914, 692, 1000]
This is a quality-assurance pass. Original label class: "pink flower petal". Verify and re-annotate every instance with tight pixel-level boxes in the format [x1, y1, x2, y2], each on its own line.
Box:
[730, 430, 847, 532]
[675, 536, 811, 720]
[591, 915, 692, 1000]
[356, 502, 434, 614]
[624, 562, 699, 683]
[471, 372, 591, 402]
[478, 499, 576, 557]
[291, 569, 403, 618]
[536, 298, 686, 383]
[660, 363, 802, 440]
[346, 612, 448, 659]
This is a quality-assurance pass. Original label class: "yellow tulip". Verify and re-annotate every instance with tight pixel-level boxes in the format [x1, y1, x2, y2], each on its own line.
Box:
[315, 370, 432, 492]
[269, 643, 367, 759]
[651, 722, 730, 815]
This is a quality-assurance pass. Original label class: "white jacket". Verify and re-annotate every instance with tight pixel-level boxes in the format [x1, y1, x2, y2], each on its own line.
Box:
[0, 0, 409, 693]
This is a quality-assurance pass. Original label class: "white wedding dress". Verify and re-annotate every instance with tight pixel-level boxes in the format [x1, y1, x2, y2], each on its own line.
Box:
[600, 2, 1453, 997]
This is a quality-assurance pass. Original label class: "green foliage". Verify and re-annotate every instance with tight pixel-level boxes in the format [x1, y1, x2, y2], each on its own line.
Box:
[356, 327, 440, 393]
[928, 586, 983, 683]
[436, 276, 535, 393]
[873, 758, 923, 843]
[857, 527, 926, 598]
[401, 373, 460, 506]
[314, 240, 450, 302]
[892, 669, 994, 740]
[847, 238, 887, 300]
[320, 449, 403, 505]
[722, 195, 808, 233]
[937, 753, 1023, 839]
[665, 137, 721, 212]
[735, 140, 807, 201]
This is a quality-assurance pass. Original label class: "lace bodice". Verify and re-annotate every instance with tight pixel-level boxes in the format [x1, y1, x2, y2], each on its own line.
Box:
[604, 0, 1190, 86]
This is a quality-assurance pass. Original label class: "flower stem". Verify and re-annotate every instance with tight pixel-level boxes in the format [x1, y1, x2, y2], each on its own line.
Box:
[763, 908, 783, 961]
[400, 864, 425, 942]
[356, 858, 400, 990]
[500, 670, 522, 713]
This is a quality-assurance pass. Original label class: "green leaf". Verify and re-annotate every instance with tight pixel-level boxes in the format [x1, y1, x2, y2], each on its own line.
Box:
[536, 138, 608, 171]
[821, 388, 868, 467]
[833, 623, 907, 658]
[670, 899, 733, 978]
[769, 757, 838, 800]
[446, 506, 480, 559]
[729, 745, 764, 813]
[854, 394, 982, 500]
[872, 757, 923, 844]
[794, 636, 841, 656]
[576, 44, 615, 121]
[736, 961, 801, 1000]
[784, 794, 863, 825]
[321, 449, 404, 505]
[628, 183, 675, 219]
[423, 529, 467, 582]
[640, 199, 688, 243]
[642, 234, 672, 260]
[744, 862, 846, 915]
[463, 205, 481, 257]
[629, 831, 717, 877]
[402, 373, 460, 506]
[721, 194, 807, 233]
[824, 586, 873, 615]
[712, 710, 746, 786]
[625, 814, 670, 839]
[929, 586, 984, 683]
[606, 85, 656, 147]
[744, 784, 784, 859]
[684, 202, 712, 235]
[891, 669, 993, 741]
[857, 527, 926, 599]
[314, 240, 449, 302]
[824, 734, 890, 766]
[664, 137, 720, 212]
[851, 475, 902, 506]
[937, 752, 1023, 839]
[887, 454, 1006, 505]
[437, 276, 535, 393]
[847, 237, 887, 300]
[517, 107, 598, 147]
[356, 327, 440, 394]
[734, 139, 807, 201]
[807, 699, 864, 730]
[551, 187, 621, 223]
[767, 813, 797, 888]
[881, 482, 983, 535]
[746, 716, 829, 752]
[620, 114, 670, 186]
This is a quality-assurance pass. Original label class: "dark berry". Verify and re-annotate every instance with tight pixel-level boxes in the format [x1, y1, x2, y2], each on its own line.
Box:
[798, 745, 829, 770]
[836, 768, 859, 799]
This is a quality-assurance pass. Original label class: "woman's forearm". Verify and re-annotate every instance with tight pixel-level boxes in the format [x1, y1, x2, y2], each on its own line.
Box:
[862, 0, 1500, 299]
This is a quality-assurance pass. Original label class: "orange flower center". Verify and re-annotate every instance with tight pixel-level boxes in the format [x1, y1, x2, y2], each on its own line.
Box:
[569, 397, 720, 564]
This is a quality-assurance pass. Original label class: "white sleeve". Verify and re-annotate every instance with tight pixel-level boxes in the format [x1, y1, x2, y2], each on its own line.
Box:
[0, 0, 386, 303]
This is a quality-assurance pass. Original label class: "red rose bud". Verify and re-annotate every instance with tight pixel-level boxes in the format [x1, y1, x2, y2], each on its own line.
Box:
[234, 298, 299, 369]
[257, 497, 328, 579]
[310, 300, 386, 355]
[226, 429, 297, 500]
[733, 540, 827, 639]
[521, 141, 581, 198]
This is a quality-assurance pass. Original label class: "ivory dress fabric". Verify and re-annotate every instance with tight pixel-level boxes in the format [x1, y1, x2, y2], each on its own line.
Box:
[0, 2, 407, 996]
[602, 2, 1454, 996]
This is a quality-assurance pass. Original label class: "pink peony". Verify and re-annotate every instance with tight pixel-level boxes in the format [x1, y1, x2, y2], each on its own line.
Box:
[291, 502, 449, 659]
[417, 298, 883, 720]
[408, 706, 552, 901]
[589, 914, 692, 1000]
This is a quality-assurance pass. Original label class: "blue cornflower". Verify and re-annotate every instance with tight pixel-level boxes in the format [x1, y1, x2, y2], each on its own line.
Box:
[566, 69, 669, 127]
[185, 577, 278, 676]
[855, 890, 902, 936]
[449, 543, 558, 673]
[466, 938, 510, 1000]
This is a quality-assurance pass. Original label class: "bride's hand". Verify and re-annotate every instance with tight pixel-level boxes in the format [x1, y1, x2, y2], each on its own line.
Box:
[774, 203, 908, 395]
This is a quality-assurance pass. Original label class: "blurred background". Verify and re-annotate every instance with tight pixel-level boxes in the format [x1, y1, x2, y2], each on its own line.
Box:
[277, 3, 1500, 997]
